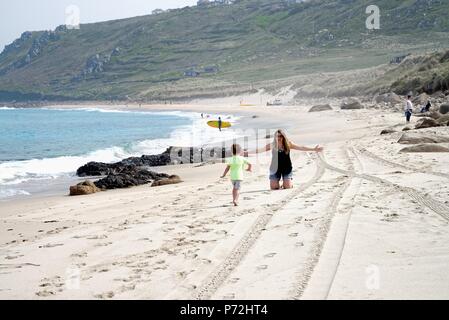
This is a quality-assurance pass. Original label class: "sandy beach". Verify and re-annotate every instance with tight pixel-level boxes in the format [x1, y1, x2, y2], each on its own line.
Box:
[1, 101, 449, 300]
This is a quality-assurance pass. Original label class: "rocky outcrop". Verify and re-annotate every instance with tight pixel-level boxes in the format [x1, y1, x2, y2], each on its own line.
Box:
[0, 30, 60, 75]
[398, 133, 449, 144]
[94, 167, 170, 190]
[0, 31, 32, 57]
[309, 104, 332, 112]
[375, 92, 402, 105]
[83, 54, 111, 75]
[413, 93, 429, 105]
[400, 144, 449, 153]
[436, 114, 449, 126]
[415, 118, 441, 129]
[77, 146, 231, 177]
[16, 31, 59, 67]
[70, 180, 101, 196]
[340, 98, 363, 110]
[440, 103, 449, 115]
[72, 47, 122, 81]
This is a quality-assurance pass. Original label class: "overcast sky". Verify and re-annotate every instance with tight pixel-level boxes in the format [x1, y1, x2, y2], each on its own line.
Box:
[0, 0, 197, 51]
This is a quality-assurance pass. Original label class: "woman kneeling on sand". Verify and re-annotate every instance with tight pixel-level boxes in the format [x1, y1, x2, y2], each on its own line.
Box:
[250, 130, 323, 190]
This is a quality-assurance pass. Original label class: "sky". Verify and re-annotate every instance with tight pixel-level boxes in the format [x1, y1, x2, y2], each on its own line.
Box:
[0, 0, 198, 51]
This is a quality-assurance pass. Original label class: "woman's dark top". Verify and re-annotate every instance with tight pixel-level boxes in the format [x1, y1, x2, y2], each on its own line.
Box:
[270, 147, 293, 175]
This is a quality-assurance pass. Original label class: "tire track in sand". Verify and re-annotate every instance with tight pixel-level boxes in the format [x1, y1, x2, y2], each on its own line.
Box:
[355, 145, 449, 180]
[319, 151, 449, 222]
[291, 148, 355, 299]
[193, 155, 325, 300]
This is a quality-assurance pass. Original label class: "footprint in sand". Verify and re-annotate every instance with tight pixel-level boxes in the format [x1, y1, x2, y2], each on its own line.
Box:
[119, 284, 136, 293]
[94, 242, 113, 247]
[295, 217, 304, 223]
[296, 242, 305, 247]
[229, 278, 240, 284]
[264, 253, 277, 258]
[289, 233, 299, 238]
[94, 291, 115, 299]
[35, 290, 56, 297]
[223, 293, 236, 299]
[70, 252, 87, 258]
[5, 255, 23, 260]
[257, 265, 268, 271]
[87, 235, 108, 240]
[39, 243, 64, 249]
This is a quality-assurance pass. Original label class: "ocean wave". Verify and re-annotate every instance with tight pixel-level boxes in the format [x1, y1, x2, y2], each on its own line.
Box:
[0, 110, 240, 186]
[0, 107, 15, 110]
[0, 188, 31, 200]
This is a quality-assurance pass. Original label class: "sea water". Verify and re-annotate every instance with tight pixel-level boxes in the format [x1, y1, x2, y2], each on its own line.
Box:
[0, 107, 238, 200]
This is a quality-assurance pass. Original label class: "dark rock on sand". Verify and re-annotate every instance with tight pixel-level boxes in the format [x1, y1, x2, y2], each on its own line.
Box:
[380, 129, 396, 135]
[94, 167, 170, 190]
[415, 118, 440, 129]
[398, 132, 449, 144]
[309, 104, 332, 112]
[76, 162, 118, 177]
[428, 110, 443, 120]
[375, 92, 402, 105]
[70, 180, 101, 196]
[77, 147, 204, 177]
[341, 98, 363, 110]
[151, 175, 182, 187]
[399, 144, 449, 153]
[440, 103, 449, 115]
[412, 93, 429, 105]
[436, 114, 449, 126]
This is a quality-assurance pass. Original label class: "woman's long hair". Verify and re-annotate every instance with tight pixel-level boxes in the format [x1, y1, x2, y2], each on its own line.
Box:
[273, 129, 291, 154]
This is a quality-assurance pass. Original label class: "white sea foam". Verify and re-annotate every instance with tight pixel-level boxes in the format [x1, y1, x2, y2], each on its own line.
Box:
[0, 109, 240, 187]
[0, 188, 31, 200]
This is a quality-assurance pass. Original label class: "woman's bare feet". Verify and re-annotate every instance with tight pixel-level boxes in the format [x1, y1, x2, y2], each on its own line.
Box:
[233, 201, 239, 207]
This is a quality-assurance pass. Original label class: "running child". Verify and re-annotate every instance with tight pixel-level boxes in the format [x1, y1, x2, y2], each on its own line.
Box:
[221, 144, 252, 206]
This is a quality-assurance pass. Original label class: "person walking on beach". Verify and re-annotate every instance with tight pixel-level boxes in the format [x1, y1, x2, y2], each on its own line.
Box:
[221, 144, 252, 206]
[249, 130, 323, 190]
[405, 95, 413, 123]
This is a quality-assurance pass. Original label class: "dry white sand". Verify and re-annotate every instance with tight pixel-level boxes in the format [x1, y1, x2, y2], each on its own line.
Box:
[1, 102, 448, 300]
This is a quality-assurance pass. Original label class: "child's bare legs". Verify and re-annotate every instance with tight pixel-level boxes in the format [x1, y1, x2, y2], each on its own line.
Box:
[233, 188, 239, 206]
[232, 181, 242, 206]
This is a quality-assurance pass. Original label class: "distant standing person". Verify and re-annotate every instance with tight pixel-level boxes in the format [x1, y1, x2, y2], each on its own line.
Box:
[405, 95, 413, 123]
[248, 130, 323, 190]
[218, 117, 222, 132]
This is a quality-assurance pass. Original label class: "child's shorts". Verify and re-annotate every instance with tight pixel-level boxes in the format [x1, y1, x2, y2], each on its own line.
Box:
[232, 180, 242, 190]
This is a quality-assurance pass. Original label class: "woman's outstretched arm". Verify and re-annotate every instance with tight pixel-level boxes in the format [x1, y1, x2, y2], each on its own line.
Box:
[245, 143, 271, 156]
[290, 143, 323, 153]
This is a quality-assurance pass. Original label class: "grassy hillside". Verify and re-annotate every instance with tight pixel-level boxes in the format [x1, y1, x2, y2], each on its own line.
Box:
[1, 0, 449, 101]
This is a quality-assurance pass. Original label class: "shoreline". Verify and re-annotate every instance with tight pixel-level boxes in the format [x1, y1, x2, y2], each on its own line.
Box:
[0, 103, 282, 203]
